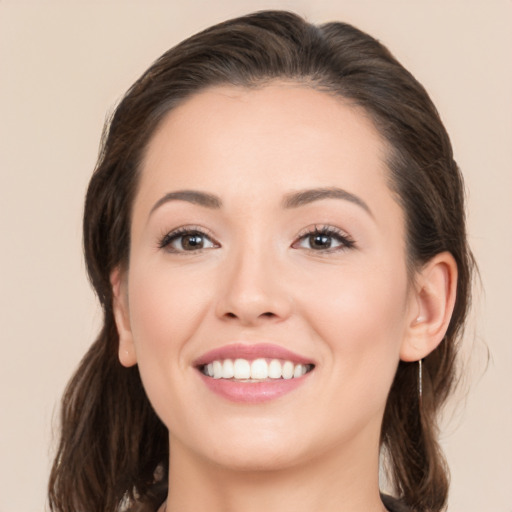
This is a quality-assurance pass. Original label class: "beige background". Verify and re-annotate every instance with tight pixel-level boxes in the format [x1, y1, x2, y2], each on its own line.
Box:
[1, 1, 511, 511]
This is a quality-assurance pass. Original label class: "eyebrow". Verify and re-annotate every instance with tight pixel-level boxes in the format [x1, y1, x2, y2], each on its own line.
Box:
[149, 186, 372, 217]
[150, 190, 222, 216]
[282, 187, 373, 217]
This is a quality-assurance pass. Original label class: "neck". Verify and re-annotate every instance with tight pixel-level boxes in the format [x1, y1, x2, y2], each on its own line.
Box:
[164, 436, 387, 512]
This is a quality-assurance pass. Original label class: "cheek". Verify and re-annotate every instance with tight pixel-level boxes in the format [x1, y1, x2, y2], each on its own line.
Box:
[125, 263, 216, 427]
[300, 260, 410, 395]
[127, 263, 212, 366]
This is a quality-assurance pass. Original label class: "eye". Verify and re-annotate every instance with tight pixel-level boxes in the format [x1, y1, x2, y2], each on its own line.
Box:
[292, 226, 355, 252]
[159, 228, 219, 253]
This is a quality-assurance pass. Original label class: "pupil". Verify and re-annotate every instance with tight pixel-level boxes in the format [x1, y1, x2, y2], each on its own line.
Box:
[183, 234, 203, 250]
[310, 234, 331, 249]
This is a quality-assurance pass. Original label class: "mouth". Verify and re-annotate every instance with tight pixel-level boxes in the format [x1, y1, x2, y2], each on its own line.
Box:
[199, 358, 315, 381]
[194, 344, 315, 403]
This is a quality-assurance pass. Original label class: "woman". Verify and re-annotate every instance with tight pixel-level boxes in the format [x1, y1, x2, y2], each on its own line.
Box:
[48, 10, 474, 512]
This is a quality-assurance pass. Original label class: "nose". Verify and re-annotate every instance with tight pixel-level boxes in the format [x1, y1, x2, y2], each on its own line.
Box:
[215, 244, 293, 326]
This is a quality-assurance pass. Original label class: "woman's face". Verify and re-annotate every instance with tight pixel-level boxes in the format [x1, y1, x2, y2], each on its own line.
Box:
[114, 84, 419, 471]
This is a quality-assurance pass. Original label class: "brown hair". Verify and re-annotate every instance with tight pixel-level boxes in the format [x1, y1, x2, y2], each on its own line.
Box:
[48, 10, 474, 512]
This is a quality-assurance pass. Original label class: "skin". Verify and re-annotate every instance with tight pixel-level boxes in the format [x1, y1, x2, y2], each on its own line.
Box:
[111, 83, 457, 512]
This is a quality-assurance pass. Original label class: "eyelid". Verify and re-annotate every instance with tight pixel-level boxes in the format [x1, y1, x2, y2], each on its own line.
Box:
[292, 224, 356, 252]
[157, 225, 220, 252]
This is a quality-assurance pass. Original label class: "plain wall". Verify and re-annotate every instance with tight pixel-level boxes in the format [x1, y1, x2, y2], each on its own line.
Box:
[1, 1, 511, 511]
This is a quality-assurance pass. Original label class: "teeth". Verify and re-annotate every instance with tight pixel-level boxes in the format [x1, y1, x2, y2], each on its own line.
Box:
[202, 358, 312, 380]
[251, 358, 269, 379]
[212, 360, 223, 379]
[282, 361, 294, 380]
[268, 359, 282, 379]
[293, 364, 306, 378]
[233, 359, 251, 379]
[222, 359, 234, 379]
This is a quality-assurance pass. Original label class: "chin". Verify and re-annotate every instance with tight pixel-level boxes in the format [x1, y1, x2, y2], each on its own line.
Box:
[206, 445, 306, 473]
[188, 420, 312, 472]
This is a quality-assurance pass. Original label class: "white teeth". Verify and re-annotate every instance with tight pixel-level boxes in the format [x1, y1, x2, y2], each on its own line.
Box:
[222, 359, 234, 379]
[282, 361, 294, 380]
[212, 360, 223, 379]
[293, 364, 306, 378]
[233, 359, 251, 379]
[250, 358, 268, 379]
[268, 359, 282, 379]
[202, 358, 312, 380]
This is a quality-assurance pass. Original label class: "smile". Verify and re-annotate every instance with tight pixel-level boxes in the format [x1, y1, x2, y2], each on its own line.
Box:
[195, 343, 316, 403]
[201, 358, 314, 381]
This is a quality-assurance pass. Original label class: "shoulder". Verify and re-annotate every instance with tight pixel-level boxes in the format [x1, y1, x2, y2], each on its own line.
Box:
[381, 493, 414, 512]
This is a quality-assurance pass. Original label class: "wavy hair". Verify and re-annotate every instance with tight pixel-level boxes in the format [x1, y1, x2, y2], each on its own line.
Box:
[48, 10, 474, 512]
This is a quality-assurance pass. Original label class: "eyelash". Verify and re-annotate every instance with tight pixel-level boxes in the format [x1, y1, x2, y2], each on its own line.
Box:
[157, 224, 355, 254]
[292, 225, 356, 253]
[158, 226, 219, 253]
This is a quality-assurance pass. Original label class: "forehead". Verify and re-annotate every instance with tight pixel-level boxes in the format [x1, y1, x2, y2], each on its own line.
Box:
[136, 83, 397, 223]
[142, 83, 388, 180]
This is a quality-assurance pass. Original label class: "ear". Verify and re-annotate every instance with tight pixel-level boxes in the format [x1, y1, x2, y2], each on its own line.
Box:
[110, 267, 137, 367]
[400, 252, 458, 362]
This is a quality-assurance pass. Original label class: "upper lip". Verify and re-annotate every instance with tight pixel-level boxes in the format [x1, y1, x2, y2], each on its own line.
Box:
[193, 343, 314, 367]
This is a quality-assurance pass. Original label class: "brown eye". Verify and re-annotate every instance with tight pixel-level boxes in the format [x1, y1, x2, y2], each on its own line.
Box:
[181, 233, 206, 250]
[160, 229, 217, 252]
[292, 226, 355, 252]
[308, 233, 332, 249]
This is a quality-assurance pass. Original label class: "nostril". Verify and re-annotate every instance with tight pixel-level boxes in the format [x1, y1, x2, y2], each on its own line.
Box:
[261, 312, 275, 318]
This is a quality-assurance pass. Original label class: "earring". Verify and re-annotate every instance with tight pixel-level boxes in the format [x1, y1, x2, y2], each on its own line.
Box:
[418, 359, 423, 404]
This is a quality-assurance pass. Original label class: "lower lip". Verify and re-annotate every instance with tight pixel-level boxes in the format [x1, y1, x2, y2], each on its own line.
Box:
[197, 371, 311, 403]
